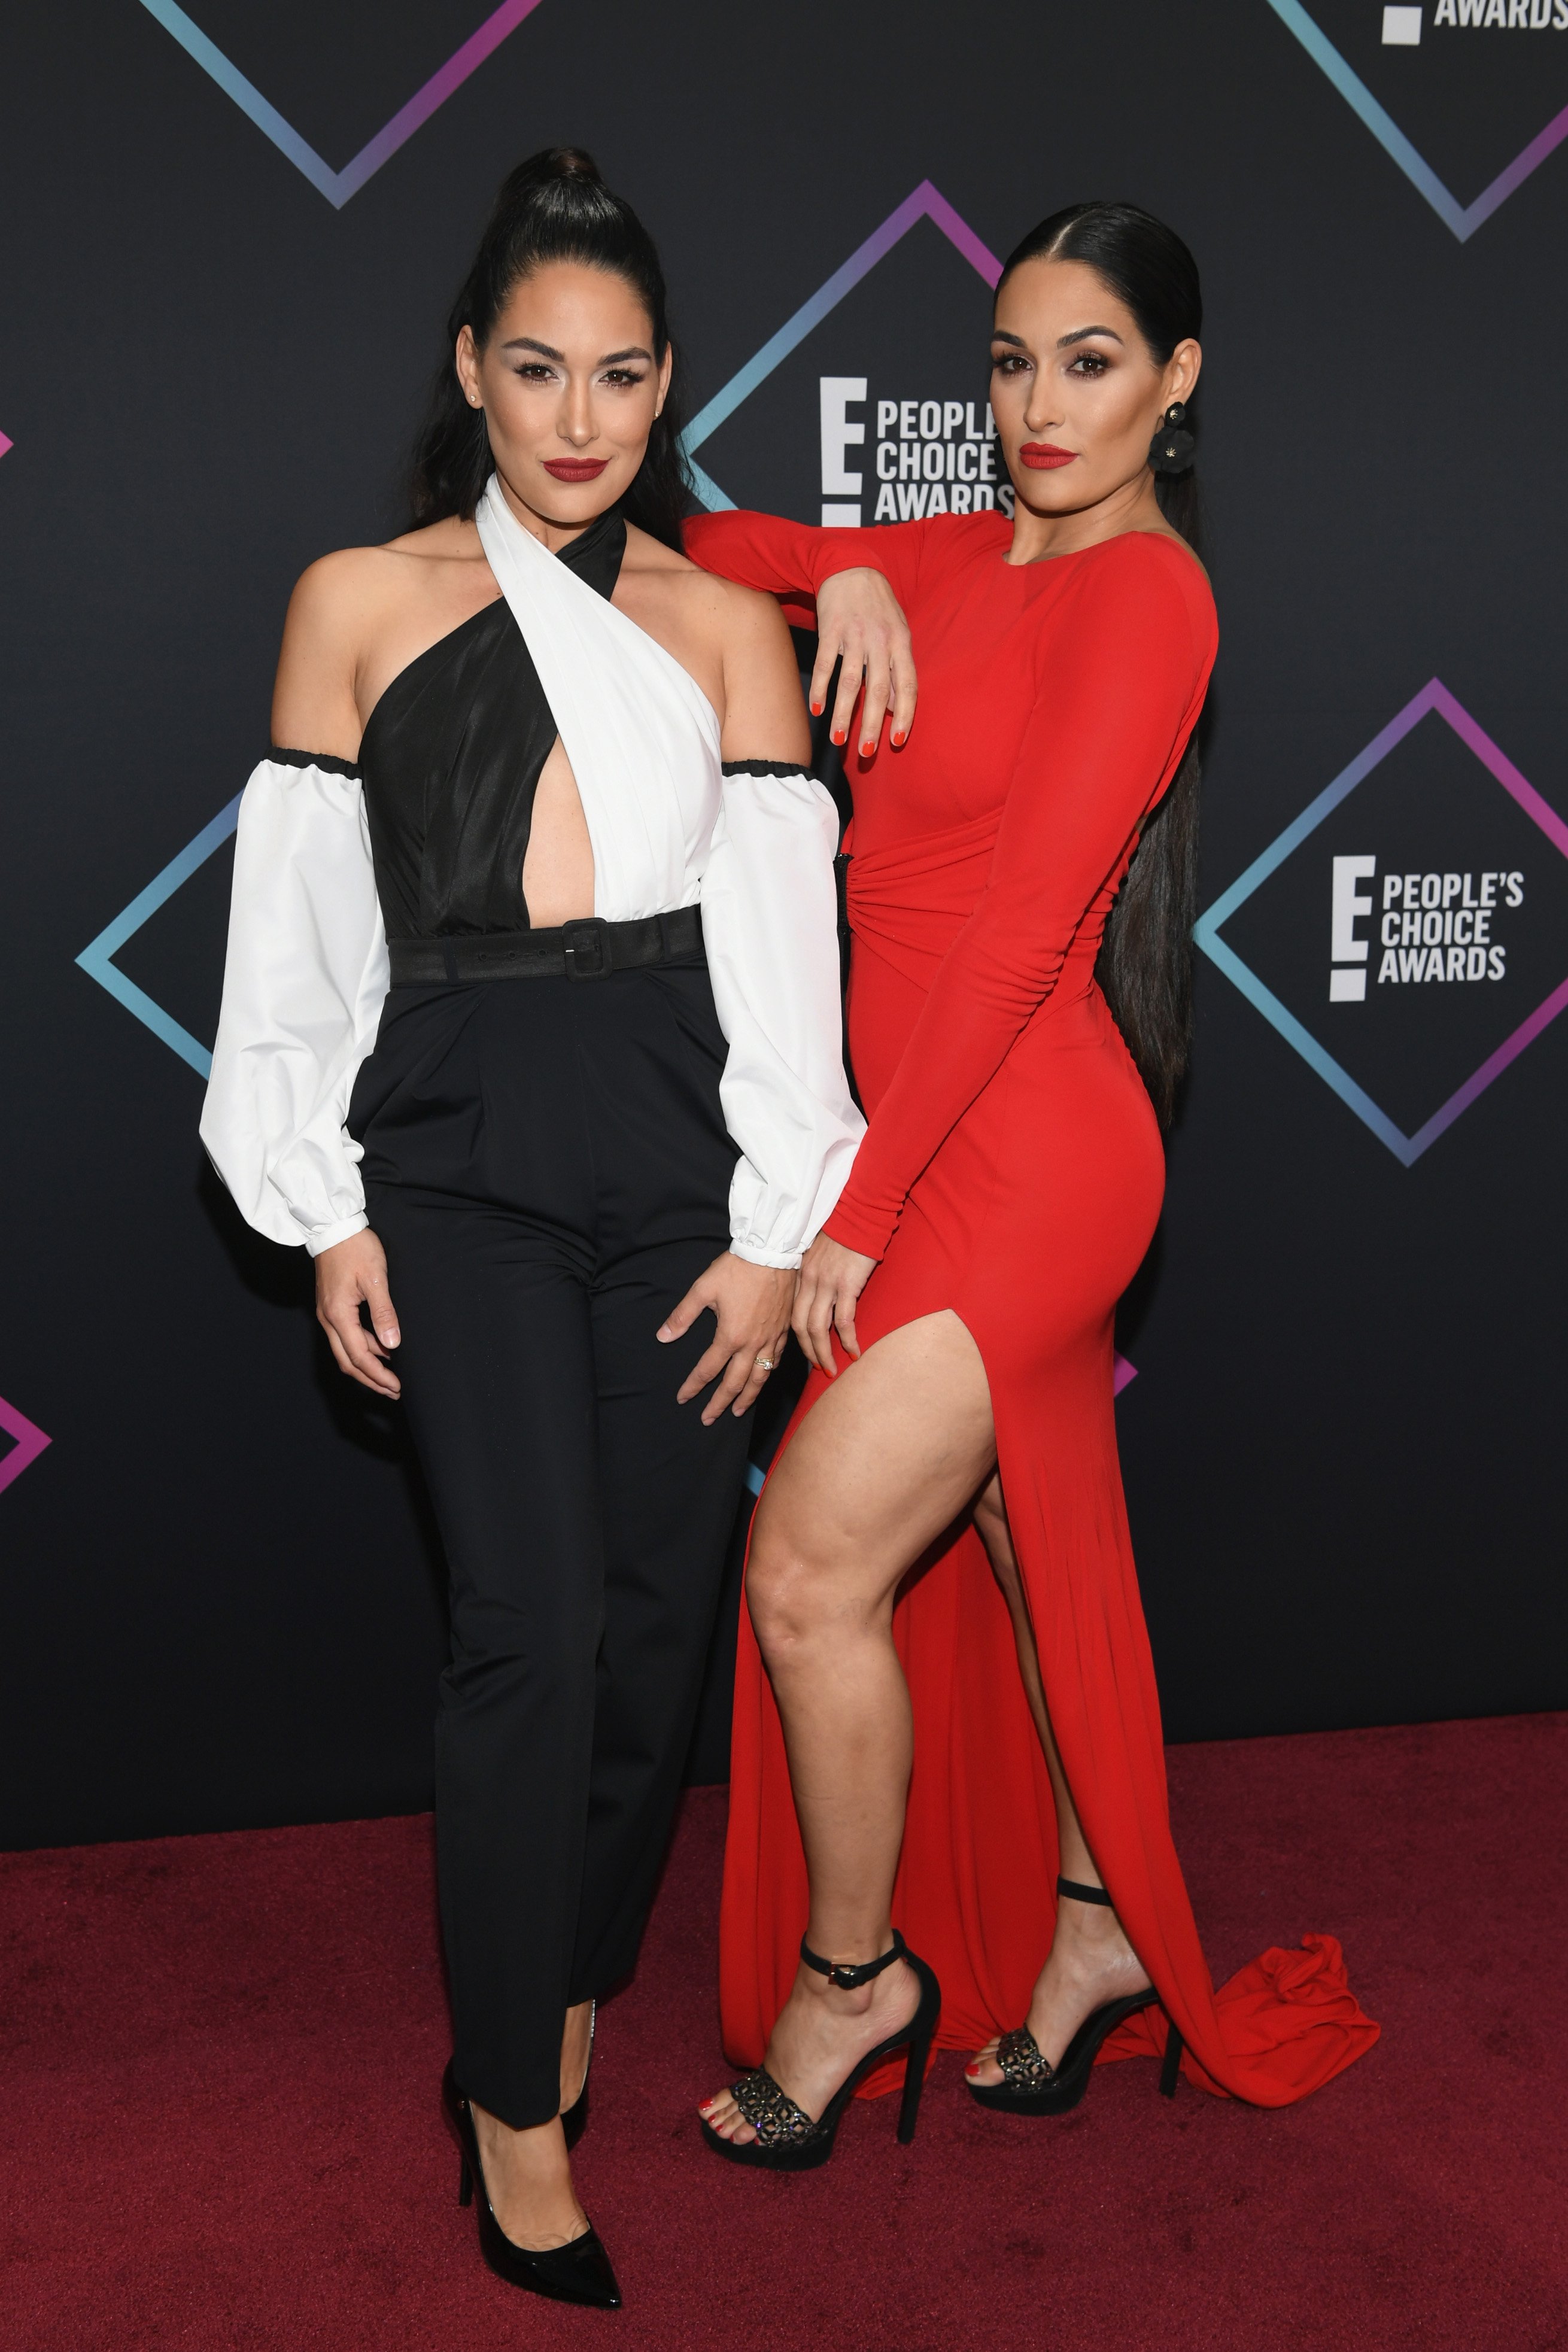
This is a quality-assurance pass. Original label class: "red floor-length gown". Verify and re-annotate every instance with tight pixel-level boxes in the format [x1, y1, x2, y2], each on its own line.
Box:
[686, 508, 1378, 2104]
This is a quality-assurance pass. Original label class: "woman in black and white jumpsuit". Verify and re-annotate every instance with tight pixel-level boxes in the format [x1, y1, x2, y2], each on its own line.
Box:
[200, 150, 862, 2304]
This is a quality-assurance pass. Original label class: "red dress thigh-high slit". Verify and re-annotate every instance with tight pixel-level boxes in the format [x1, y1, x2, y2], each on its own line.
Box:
[688, 509, 1378, 2104]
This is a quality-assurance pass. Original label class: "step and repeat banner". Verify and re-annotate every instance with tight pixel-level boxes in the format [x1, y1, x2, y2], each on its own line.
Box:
[1, 1, 1564, 1845]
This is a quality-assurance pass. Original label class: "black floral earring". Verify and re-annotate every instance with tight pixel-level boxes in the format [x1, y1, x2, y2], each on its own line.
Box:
[1148, 402, 1195, 473]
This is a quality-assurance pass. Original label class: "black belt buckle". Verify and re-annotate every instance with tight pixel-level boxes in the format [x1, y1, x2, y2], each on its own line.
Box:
[562, 916, 610, 979]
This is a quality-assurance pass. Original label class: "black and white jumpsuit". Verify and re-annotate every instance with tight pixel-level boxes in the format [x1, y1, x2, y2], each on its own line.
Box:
[202, 481, 861, 2127]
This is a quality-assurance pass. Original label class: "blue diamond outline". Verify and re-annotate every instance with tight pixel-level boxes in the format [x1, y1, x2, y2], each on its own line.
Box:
[75, 797, 241, 1078]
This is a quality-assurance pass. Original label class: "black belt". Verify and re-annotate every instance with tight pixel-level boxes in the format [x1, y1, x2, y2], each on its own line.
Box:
[387, 907, 704, 987]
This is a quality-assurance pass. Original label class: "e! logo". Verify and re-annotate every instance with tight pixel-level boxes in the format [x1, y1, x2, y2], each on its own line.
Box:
[819, 378, 867, 528]
[1329, 855, 1376, 998]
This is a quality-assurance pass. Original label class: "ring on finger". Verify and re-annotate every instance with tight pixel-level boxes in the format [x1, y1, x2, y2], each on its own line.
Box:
[754, 1354, 776, 1374]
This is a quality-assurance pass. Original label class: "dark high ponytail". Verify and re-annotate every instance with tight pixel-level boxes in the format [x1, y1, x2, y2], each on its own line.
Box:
[409, 145, 690, 551]
[998, 200, 1207, 1126]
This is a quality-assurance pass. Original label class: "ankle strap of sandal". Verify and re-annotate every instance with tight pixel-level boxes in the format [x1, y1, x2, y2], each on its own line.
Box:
[800, 1929, 907, 1991]
[1056, 1875, 1113, 1907]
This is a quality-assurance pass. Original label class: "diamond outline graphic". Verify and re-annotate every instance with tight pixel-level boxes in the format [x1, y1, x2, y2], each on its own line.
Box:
[1266, 0, 1568, 240]
[0, 1394, 52, 1499]
[76, 796, 241, 1077]
[682, 181, 1002, 512]
[1195, 679, 1568, 1165]
[138, 0, 547, 209]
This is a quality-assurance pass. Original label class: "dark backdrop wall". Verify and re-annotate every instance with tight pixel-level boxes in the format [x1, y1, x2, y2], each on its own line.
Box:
[3, 0, 1564, 1849]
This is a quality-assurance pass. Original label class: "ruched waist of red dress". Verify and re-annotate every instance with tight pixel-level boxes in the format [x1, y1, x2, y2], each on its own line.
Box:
[844, 812, 999, 992]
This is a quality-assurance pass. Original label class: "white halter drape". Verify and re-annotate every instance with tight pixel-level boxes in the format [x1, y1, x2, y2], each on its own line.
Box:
[474, 479, 721, 922]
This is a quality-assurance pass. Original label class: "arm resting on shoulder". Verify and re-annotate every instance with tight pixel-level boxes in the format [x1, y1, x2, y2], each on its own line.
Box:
[684, 510, 919, 749]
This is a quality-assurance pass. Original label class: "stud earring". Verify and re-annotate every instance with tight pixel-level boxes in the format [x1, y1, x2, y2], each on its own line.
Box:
[1148, 402, 1195, 473]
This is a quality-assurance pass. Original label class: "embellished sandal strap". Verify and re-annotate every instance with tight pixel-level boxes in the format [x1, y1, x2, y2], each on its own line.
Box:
[729, 2067, 824, 2148]
[1056, 1875, 1113, 1908]
[995, 2023, 1059, 2092]
[799, 1928, 907, 1991]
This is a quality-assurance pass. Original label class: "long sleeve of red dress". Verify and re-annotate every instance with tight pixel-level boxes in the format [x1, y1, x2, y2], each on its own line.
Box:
[685, 508, 928, 638]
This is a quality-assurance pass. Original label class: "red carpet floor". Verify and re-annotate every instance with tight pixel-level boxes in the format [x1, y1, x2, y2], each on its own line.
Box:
[4, 1714, 1565, 2352]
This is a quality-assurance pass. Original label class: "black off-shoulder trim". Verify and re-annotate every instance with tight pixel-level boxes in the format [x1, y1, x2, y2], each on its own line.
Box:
[720, 758, 810, 779]
[268, 745, 363, 780]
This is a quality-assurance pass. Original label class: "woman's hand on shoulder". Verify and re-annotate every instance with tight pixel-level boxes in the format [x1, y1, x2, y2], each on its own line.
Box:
[813, 567, 916, 759]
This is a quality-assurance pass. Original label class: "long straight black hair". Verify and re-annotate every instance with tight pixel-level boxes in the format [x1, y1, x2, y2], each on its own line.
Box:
[998, 200, 1206, 1126]
[409, 146, 691, 551]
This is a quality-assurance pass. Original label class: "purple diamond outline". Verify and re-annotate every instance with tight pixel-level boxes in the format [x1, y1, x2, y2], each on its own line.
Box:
[0, 1394, 51, 1499]
[1196, 680, 1568, 1165]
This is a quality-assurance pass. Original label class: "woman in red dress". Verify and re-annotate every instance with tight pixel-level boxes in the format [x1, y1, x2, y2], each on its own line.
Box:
[689, 203, 1377, 2164]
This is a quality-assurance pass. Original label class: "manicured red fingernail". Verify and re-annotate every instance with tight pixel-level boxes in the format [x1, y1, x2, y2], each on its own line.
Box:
[892, 730, 906, 746]
[810, 701, 824, 715]
[832, 729, 846, 745]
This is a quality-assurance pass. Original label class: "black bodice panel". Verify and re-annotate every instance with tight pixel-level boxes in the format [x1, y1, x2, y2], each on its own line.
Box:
[356, 507, 625, 940]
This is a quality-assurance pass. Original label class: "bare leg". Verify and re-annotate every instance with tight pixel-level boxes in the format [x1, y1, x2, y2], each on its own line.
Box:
[469, 1998, 596, 2247]
[701, 1311, 996, 2143]
[967, 1477, 1150, 2081]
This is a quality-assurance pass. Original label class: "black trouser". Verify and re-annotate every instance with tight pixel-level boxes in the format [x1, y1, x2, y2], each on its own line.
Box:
[351, 958, 751, 2129]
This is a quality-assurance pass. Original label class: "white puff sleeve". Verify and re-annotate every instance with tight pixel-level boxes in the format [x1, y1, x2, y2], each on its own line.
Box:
[199, 753, 389, 1256]
[699, 764, 865, 1269]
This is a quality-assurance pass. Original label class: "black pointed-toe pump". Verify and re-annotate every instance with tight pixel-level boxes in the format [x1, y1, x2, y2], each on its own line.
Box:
[441, 2064, 621, 2309]
[701, 1931, 941, 2172]
[965, 1877, 1185, 2117]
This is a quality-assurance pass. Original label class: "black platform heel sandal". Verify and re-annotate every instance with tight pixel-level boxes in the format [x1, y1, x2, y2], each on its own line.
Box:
[967, 1877, 1181, 2118]
[701, 1931, 941, 2171]
[561, 1999, 594, 2153]
[442, 2063, 621, 2308]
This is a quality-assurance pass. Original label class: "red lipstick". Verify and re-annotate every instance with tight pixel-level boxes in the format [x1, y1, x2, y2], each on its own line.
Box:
[542, 457, 610, 482]
[1019, 443, 1077, 470]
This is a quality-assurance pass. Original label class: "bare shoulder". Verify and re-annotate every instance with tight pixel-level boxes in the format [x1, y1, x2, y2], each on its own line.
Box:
[616, 524, 780, 649]
[275, 519, 490, 756]
[711, 571, 794, 651]
[287, 516, 480, 633]
[623, 522, 721, 609]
